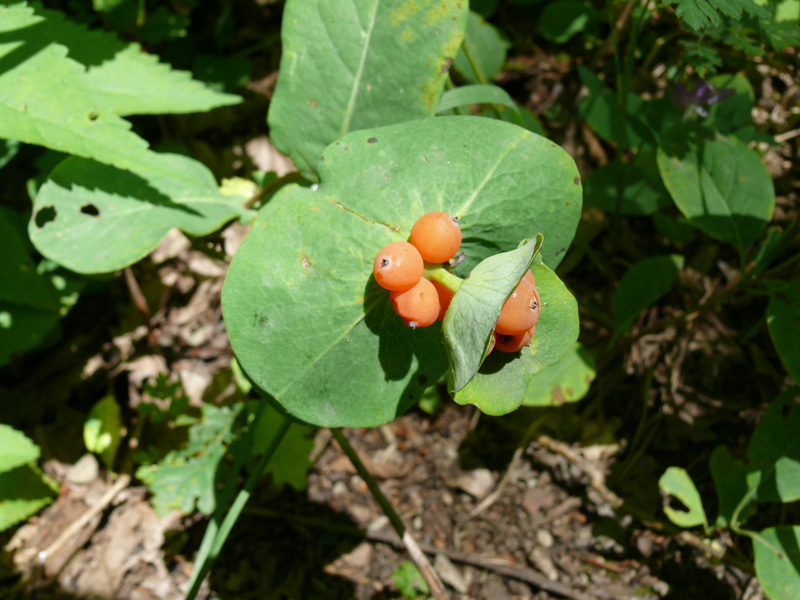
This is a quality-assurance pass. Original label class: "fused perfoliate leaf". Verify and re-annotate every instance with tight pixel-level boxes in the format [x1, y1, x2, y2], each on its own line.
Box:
[444, 234, 542, 394]
[520, 342, 596, 407]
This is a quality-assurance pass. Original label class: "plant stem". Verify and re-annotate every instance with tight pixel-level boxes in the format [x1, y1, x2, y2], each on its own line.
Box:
[184, 407, 290, 600]
[461, 39, 504, 119]
[423, 262, 463, 294]
[330, 428, 450, 600]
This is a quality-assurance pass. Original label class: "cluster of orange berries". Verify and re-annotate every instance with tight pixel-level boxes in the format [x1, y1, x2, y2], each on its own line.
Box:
[372, 212, 541, 353]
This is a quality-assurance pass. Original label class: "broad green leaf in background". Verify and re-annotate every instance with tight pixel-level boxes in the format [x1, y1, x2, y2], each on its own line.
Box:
[709, 445, 753, 527]
[83, 394, 123, 469]
[453, 10, 510, 83]
[223, 117, 581, 428]
[652, 212, 697, 244]
[437, 84, 522, 124]
[29, 153, 252, 274]
[444, 235, 542, 394]
[136, 404, 239, 517]
[0, 138, 19, 170]
[251, 401, 315, 491]
[665, 0, 768, 30]
[659, 467, 708, 529]
[657, 125, 775, 253]
[267, 0, 468, 179]
[704, 74, 755, 135]
[613, 254, 684, 334]
[453, 259, 579, 415]
[753, 526, 800, 600]
[0, 2, 237, 172]
[0, 464, 58, 532]
[0, 207, 61, 366]
[767, 279, 800, 383]
[521, 342, 596, 407]
[537, 0, 601, 43]
[578, 68, 681, 150]
[0, 424, 40, 473]
[583, 152, 673, 216]
[496, 105, 545, 135]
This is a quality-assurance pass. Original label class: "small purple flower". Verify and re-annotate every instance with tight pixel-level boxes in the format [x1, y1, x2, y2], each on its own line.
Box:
[672, 78, 735, 116]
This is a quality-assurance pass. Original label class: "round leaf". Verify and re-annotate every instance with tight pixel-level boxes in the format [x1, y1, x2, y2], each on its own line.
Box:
[659, 466, 708, 529]
[222, 117, 581, 428]
[657, 125, 775, 252]
[753, 526, 800, 600]
[452, 259, 579, 415]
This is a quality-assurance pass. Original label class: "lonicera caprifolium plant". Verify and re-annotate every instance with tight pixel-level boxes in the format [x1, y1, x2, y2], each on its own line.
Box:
[1, 0, 800, 597]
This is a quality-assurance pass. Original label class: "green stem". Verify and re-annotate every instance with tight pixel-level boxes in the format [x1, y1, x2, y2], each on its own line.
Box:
[423, 263, 463, 295]
[331, 428, 406, 537]
[461, 40, 503, 119]
[184, 409, 290, 600]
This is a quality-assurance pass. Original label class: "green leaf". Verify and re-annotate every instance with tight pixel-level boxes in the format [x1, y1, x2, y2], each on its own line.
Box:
[0, 206, 61, 366]
[453, 10, 510, 83]
[0, 2, 237, 172]
[753, 526, 800, 600]
[0, 424, 41, 474]
[267, 0, 468, 179]
[136, 404, 239, 517]
[0, 138, 19, 170]
[704, 74, 755, 135]
[747, 388, 800, 503]
[537, 0, 601, 43]
[709, 445, 752, 527]
[392, 561, 430, 599]
[659, 467, 708, 529]
[613, 255, 684, 334]
[453, 259, 579, 415]
[0, 464, 57, 532]
[665, 0, 769, 29]
[583, 152, 673, 216]
[496, 105, 545, 135]
[222, 116, 582, 428]
[83, 394, 123, 469]
[29, 153, 252, 274]
[657, 125, 775, 253]
[251, 402, 315, 491]
[520, 342, 596, 407]
[444, 235, 542, 393]
[768, 279, 800, 383]
[437, 84, 521, 122]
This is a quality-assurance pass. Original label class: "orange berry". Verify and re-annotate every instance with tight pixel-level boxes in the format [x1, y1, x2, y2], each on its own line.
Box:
[390, 277, 440, 329]
[494, 326, 534, 353]
[495, 275, 539, 335]
[430, 280, 454, 321]
[523, 270, 535, 287]
[410, 211, 462, 263]
[374, 241, 424, 291]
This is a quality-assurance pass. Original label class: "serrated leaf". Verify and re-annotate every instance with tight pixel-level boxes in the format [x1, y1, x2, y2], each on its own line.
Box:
[613, 254, 684, 334]
[0, 424, 40, 474]
[753, 526, 800, 600]
[520, 342, 596, 407]
[768, 279, 800, 383]
[136, 404, 239, 517]
[444, 235, 542, 393]
[0, 206, 61, 366]
[452, 260, 579, 414]
[666, 0, 768, 29]
[0, 463, 57, 532]
[83, 394, 123, 469]
[659, 467, 708, 529]
[222, 117, 582, 428]
[453, 10, 510, 83]
[657, 125, 774, 253]
[268, 0, 468, 179]
[251, 402, 314, 491]
[29, 153, 252, 274]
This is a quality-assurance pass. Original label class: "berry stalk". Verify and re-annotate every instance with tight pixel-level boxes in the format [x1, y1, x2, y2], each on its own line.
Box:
[423, 262, 463, 294]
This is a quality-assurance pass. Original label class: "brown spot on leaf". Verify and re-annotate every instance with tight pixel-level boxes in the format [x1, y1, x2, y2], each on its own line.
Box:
[367, 137, 378, 144]
[552, 387, 566, 405]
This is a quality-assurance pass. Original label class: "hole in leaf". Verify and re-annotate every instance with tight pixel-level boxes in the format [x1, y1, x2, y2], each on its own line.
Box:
[80, 203, 100, 217]
[666, 494, 690, 514]
[34, 206, 56, 228]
